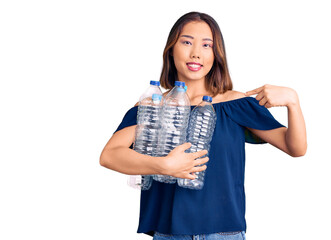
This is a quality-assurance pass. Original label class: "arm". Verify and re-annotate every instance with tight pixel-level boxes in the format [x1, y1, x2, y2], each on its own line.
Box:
[100, 124, 209, 179]
[246, 85, 307, 157]
[100, 125, 161, 175]
[285, 99, 307, 156]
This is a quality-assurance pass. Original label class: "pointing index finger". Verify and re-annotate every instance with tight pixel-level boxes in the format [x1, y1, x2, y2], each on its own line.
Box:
[245, 86, 264, 96]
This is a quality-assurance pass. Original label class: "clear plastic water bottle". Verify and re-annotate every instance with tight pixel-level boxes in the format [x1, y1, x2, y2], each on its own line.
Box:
[128, 81, 163, 190]
[177, 96, 217, 190]
[153, 81, 191, 184]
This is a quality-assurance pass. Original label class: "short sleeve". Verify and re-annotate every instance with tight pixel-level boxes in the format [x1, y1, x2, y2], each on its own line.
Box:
[223, 97, 286, 144]
[114, 106, 138, 134]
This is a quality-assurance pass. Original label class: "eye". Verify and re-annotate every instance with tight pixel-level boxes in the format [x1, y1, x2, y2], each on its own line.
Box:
[203, 43, 213, 48]
[182, 40, 192, 45]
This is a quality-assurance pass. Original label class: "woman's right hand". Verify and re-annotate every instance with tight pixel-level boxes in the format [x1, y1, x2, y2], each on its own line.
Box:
[158, 142, 209, 180]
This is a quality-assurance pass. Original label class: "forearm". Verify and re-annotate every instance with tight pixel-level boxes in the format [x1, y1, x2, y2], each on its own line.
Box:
[100, 147, 163, 175]
[285, 94, 307, 157]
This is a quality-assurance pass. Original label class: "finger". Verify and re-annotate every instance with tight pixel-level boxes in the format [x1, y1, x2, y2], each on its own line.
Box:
[181, 173, 196, 180]
[259, 97, 268, 106]
[195, 157, 209, 166]
[190, 149, 208, 159]
[190, 173, 197, 179]
[265, 102, 273, 108]
[183, 173, 197, 180]
[245, 86, 264, 96]
[255, 91, 264, 101]
[192, 165, 207, 173]
[177, 142, 192, 151]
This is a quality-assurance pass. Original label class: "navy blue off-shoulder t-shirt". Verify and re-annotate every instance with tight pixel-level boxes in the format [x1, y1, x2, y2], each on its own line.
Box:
[114, 97, 285, 237]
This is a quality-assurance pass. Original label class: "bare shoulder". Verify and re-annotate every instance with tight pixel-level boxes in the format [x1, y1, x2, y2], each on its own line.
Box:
[213, 90, 246, 103]
[228, 90, 246, 100]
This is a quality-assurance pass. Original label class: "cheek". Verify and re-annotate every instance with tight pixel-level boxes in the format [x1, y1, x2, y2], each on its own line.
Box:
[173, 54, 182, 70]
[173, 48, 186, 68]
[173, 46, 186, 60]
[205, 53, 214, 70]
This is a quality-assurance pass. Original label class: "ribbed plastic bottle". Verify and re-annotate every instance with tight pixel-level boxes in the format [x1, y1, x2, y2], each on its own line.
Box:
[128, 80, 163, 190]
[177, 96, 217, 190]
[153, 81, 191, 184]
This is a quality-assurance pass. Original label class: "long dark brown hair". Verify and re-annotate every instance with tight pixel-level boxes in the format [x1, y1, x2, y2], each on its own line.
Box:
[160, 12, 233, 97]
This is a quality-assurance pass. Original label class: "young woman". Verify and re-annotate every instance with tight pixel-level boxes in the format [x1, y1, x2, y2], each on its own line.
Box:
[100, 12, 307, 240]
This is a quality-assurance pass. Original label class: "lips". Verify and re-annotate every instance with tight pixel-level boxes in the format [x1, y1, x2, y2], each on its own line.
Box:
[186, 62, 203, 72]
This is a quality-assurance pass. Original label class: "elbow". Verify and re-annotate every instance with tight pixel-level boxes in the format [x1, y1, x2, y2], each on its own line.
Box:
[289, 143, 307, 158]
[99, 155, 105, 167]
[99, 148, 113, 168]
[99, 153, 106, 167]
[291, 152, 306, 158]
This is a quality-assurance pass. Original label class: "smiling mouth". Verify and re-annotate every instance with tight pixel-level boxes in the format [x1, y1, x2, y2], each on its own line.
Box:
[187, 62, 203, 71]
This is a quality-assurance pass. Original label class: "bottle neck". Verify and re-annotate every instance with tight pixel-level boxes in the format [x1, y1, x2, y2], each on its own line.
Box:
[197, 100, 214, 109]
[175, 85, 186, 92]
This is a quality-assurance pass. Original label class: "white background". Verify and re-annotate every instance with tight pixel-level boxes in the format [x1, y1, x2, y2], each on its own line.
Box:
[0, 0, 330, 239]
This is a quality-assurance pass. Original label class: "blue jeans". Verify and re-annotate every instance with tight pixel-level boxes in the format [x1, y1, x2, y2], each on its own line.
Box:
[153, 231, 246, 240]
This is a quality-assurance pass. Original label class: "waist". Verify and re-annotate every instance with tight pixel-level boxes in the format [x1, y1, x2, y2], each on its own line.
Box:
[154, 231, 246, 239]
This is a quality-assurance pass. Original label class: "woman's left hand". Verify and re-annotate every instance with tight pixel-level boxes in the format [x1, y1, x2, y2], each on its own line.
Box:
[245, 84, 299, 108]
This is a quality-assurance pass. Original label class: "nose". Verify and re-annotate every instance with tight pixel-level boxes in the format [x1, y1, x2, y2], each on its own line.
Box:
[190, 45, 201, 59]
[191, 54, 200, 59]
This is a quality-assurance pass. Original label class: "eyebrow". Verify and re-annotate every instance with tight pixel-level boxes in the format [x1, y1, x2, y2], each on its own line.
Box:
[180, 35, 213, 42]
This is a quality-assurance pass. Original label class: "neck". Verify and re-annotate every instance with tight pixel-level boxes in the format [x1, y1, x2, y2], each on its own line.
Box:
[183, 79, 210, 101]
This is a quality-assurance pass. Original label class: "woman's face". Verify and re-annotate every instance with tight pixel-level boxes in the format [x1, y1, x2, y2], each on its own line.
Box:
[173, 21, 214, 84]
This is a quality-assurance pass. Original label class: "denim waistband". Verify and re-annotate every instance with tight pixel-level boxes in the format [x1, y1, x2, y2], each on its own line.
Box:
[153, 231, 246, 240]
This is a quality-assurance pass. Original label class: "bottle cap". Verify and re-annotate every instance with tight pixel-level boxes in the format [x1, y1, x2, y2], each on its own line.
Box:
[202, 96, 212, 102]
[175, 81, 185, 87]
[150, 80, 160, 86]
[152, 94, 162, 101]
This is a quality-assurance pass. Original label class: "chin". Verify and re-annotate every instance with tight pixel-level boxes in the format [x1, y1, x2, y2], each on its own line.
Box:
[187, 75, 206, 82]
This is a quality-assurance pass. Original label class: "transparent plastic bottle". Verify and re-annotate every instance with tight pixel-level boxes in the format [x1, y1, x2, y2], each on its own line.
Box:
[153, 81, 191, 184]
[177, 96, 217, 190]
[128, 81, 163, 190]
